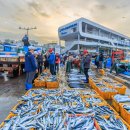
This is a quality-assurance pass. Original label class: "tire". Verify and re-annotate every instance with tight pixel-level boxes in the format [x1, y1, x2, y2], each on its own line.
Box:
[13, 69, 19, 77]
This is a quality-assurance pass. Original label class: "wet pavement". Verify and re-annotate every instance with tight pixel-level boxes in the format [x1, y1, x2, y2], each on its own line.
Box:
[0, 74, 26, 123]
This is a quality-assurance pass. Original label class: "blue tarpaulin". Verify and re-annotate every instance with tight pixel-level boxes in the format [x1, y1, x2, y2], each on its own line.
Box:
[122, 71, 130, 76]
[23, 46, 28, 53]
[106, 58, 112, 68]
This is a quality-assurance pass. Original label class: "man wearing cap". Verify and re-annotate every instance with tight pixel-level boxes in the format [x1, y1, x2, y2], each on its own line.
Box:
[25, 46, 38, 90]
[55, 53, 60, 74]
[48, 49, 56, 75]
[83, 50, 91, 83]
[37, 50, 43, 74]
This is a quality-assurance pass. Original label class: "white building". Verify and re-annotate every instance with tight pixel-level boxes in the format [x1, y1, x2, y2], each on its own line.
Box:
[58, 17, 130, 54]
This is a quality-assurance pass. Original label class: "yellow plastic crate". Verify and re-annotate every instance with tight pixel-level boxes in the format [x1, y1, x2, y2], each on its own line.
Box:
[99, 69, 105, 75]
[34, 79, 46, 87]
[111, 96, 120, 113]
[82, 95, 107, 107]
[0, 113, 16, 128]
[46, 81, 59, 89]
[97, 88, 117, 100]
[120, 103, 130, 125]
[108, 83, 126, 95]
[103, 115, 130, 130]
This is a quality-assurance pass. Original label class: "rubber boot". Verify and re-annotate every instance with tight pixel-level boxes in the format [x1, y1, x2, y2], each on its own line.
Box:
[26, 83, 33, 90]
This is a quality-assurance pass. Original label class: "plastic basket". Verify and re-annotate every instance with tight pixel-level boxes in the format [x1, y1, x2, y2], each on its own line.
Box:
[34, 79, 46, 87]
[46, 81, 59, 89]
[111, 96, 120, 113]
[0, 113, 16, 128]
[107, 83, 126, 95]
[82, 95, 107, 107]
[120, 103, 130, 125]
[97, 104, 119, 117]
[97, 88, 117, 100]
[99, 69, 105, 75]
[101, 115, 130, 130]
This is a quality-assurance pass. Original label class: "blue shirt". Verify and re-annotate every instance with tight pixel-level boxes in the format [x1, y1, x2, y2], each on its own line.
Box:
[48, 53, 55, 64]
[25, 52, 37, 72]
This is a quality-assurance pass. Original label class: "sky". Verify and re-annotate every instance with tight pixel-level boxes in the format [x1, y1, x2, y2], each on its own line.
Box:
[0, 0, 130, 43]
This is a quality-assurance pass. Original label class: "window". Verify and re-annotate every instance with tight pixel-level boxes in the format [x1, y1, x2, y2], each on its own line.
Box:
[72, 27, 77, 32]
[82, 22, 86, 32]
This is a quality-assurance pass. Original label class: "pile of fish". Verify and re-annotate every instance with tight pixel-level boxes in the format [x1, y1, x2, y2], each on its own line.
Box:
[123, 104, 130, 113]
[95, 83, 107, 88]
[67, 69, 87, 88]
[0, 89, 94, 130]
[67, 115, 97, 130]
[96, 115, 128, 130]
[89, 69, 127, 96]
[100, 87, 117, 92]
[1, 68, 129, 130]
[114, 94, 130, 103]
[85, 97, 102, 104]
[93, 105, 115, 116]
[34, 72, 59, 88]
[1, 88, 129, 130]
[103, 77, 125, 88]
[81, 90, 97, 95]
[112, 94, 130, 125]
[46, 76, 58, 82]
[89, 73, 119, 99]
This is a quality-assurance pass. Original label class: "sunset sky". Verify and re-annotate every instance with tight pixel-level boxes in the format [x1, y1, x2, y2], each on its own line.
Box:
[0, 0, 130, 43]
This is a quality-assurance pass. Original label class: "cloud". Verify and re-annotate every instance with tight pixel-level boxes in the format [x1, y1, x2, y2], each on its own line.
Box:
[27, 1, 50, 18]
[95, 4, 107, 10]
[0, 0, 130, 43]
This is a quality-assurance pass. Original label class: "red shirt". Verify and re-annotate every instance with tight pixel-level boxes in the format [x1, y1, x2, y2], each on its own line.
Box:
[55, 55, 60, 64]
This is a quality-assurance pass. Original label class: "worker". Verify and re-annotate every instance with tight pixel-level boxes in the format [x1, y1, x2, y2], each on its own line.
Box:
[99, 52, 104, 69]
[110, 58, 120, 75]
[73, 56, 79, 68]
[104, 56, 108, 69]
[79, 54, 84, 73]
[44, 52, 49, 70]
[22, 34, 30, 53]
[83, 50, 91, 83]
[25, 46, 38, 90]
[32, 51, 38, 83]
[95, 52, 100, 69]
[66, 56, 72, 73]
[48, 49, 55, 75]
[55, 53, 60, 74]
[37, 50, 43, 74]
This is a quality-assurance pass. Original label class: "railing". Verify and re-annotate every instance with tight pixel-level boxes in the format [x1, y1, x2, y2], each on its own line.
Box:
[63, 40, 130, 53]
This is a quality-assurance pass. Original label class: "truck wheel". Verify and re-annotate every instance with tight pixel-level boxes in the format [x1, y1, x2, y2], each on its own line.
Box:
[13, 69, 19, 77]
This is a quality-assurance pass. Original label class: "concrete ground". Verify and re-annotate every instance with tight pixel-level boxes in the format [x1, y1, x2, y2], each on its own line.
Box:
[0, 74, 26, 123]
[0, 73, 130, 123]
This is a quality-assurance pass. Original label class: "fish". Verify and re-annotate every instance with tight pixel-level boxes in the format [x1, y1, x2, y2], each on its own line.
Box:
[100, 87, 117, 92]
[93, 105, 114, 116]
[114, 94, 130, 103]
[96, 115, 128, 130]
[67, 116, 96, 130]
[86, 97, 102, 104]
[123, 105, 130, 112]
[1, 80, 128, 130]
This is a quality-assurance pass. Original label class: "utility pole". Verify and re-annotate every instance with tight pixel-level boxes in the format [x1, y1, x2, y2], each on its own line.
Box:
[19, 26, 37, 36]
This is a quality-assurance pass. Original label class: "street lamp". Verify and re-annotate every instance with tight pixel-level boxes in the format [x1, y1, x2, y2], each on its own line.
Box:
[19, 26, 37, 36]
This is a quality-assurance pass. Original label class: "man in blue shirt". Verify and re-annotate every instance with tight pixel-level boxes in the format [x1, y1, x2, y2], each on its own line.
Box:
[48, 49, 55, 75]
[25, 46, 38, 90]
